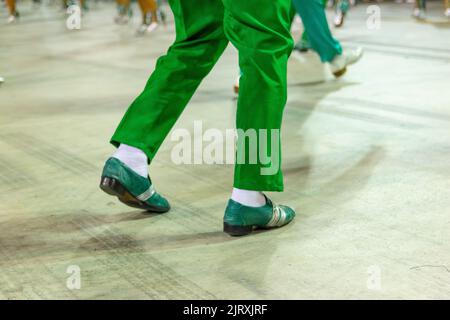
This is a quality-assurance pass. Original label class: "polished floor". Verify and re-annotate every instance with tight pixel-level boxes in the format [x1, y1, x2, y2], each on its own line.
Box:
[0, 1, 449, 299]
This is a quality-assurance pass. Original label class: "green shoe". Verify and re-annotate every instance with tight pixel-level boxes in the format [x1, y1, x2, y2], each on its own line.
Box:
[223, 196, 295, 236]
[99, 157, 170, 213]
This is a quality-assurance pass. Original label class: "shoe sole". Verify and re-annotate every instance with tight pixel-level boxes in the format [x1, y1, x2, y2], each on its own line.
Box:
[223, 219, 294, 237]
[223, 222, 254, 236]
[99, 176, 169, 213]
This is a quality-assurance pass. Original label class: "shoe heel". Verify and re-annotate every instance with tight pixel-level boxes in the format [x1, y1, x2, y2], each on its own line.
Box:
[333, 66, 347, 78]
[223, 222, 253, 237]
[99, 176, 126, 197]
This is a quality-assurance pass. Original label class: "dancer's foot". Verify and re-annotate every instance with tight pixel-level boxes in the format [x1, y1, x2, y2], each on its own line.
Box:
[412, 8, 426, 20]
[100, 157, 170, 213]
[146, 22, 159, 33]
[330, 47, 363, 78]
[136, 22, 159, 35]
[7, 12, 19, 24]
[223, 195, 295, 236]
[0, 76, 4, 84]
[445, 8, 450, 18]
[334, 11, 345, 27]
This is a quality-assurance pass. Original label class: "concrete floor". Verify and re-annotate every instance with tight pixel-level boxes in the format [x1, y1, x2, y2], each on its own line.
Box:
[0, 1, 449, 299]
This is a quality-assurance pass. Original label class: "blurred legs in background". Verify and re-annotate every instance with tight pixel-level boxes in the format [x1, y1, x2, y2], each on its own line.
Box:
[292, 0, 362, 77]
[63, 0, 88, 11]
[5, 0, 19, 23]
[293, 0, 342, 61]
[115, 0, 160, 34]
[295, 0, 328, 52]
[136, 0, 158, 34]
[334, 0, 349, 27]
[114, 0, 133, 24]
[412, 0, 427, 19]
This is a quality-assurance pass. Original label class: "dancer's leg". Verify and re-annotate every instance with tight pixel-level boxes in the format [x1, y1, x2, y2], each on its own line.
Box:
[102, 0, 296, 234]
[115, 0, 132, 24]
[111, 0, 229, 160]
[6, 0, 17, 16]
[102, 0, 228, 213]
[223, 0, 293, 191]
[137, 0, 158, 23]
[296, 0, 328, 52]
[334, 0, 349, 27]
[293, 0, 342, 62]
[221, 0, 296, 235]
[136, 0, 159, 33]
[413, 0, 427, 19]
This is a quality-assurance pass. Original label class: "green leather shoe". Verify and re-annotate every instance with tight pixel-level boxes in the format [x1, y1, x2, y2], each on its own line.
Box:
[223, 196, 295, 236]
[99, 157, 170, 213]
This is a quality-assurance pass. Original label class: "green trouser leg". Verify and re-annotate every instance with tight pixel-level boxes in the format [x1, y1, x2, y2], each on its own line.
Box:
[112, 0, 228, 158]
[337, 0, 349, 13]
[299, 0, 327, 46]
[223, 0, 294, 191]
[295, 0, 342, 62]
[416, 0, 426, 9]
[111, 0, 293, 192]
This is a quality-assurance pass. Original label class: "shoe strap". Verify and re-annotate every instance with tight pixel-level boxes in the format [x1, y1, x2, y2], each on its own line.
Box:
[136, 185, 156, 201]
[266, 204, 287, 227]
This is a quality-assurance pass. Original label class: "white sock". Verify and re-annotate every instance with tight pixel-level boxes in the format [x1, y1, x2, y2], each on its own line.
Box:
[112, 144, 148, 178]
[231, 188, 266, 207]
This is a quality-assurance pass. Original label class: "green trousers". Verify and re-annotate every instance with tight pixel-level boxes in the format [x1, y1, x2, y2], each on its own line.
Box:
[111, 0, 294, 192]
[295, 0, 342, 62]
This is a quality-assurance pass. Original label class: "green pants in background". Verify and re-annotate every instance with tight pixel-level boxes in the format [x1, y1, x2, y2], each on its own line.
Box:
[294, 0, 342, 62]
[111, 0, 294, 192]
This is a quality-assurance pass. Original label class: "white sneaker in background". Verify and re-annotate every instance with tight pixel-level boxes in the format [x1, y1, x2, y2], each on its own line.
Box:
[334, 11, 344, 27]
[445, 8, 450, 18]
[136, 22, 158, 35]
[146, 22, 159, 33]
[7, 15, 17, 24]
[329, 47, 364, 78]
[412, 8, 426, 20]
